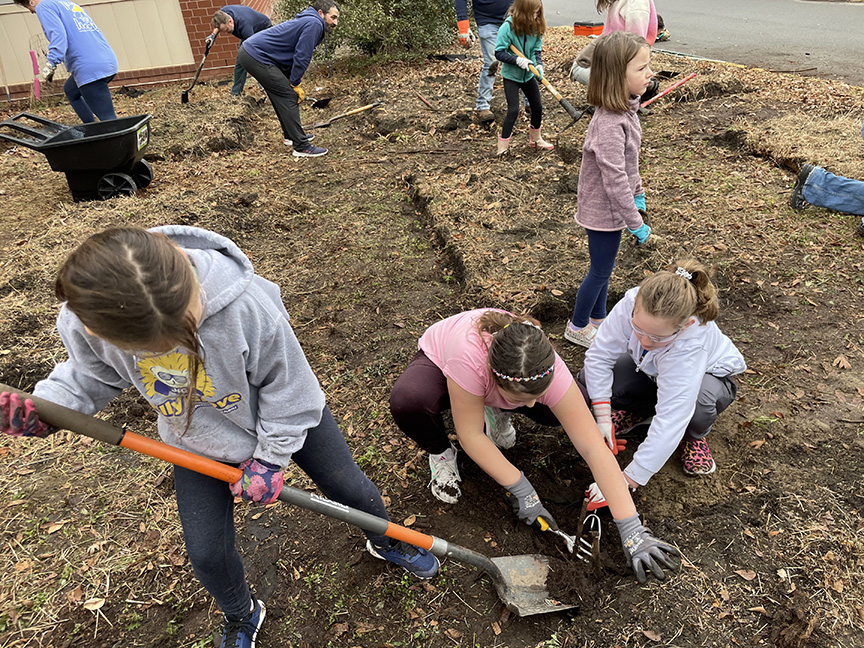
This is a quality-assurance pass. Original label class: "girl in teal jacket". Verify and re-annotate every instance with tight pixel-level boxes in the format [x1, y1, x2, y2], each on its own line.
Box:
[494, 0, 553, 155]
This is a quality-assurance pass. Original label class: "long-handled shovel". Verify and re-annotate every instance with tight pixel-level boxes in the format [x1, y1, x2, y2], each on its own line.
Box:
[508, 44, 583, 132]
[181, 36, 216, 104]
[305, 101, 384, 130]
[0, 383, 578, 618]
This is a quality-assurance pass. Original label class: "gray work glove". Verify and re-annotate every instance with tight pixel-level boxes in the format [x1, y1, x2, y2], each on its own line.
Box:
[504, 471, 557, 529]
[41, 63, 56, 83]
[614, 514, 680, 583]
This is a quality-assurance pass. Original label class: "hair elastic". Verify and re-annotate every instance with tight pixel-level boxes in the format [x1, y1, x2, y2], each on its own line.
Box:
[491, 365, 554, 383]
[675, 267, 693, 280]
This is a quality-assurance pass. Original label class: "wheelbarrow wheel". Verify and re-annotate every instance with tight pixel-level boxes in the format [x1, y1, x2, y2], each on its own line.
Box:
[131, 160, 154, 189]
[97, 173, 137, 200]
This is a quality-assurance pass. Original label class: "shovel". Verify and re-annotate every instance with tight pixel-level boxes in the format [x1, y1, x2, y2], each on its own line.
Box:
[305, 101, 384, 130]
[0, 383, 578, 618]
[307, 96, 333, 109]
[181, 36, 216, 104]
[508, 45, 583, 132]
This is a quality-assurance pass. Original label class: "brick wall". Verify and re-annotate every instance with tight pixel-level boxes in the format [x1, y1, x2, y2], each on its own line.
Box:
[5, 0, 275, 102]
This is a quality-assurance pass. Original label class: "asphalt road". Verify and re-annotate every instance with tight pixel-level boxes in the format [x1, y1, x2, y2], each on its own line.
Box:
[542, 0, 864, 87]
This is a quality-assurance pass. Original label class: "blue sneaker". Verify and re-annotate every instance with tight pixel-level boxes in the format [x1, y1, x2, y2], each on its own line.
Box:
[366, 540, 440, 579]
[220, 598, 265, 648]
[292, 144, 328, 158]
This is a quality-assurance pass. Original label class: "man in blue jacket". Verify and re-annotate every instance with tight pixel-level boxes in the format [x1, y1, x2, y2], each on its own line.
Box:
[208, 6, 272, 96]
[454, 0, 514, 123]
[238, 0, 338, 158]
[15, 0, 118, 123]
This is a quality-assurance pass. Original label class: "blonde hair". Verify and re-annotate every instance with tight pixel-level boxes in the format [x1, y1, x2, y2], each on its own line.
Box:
[55, 228, 204, 432]
[637, 259, 719, 327]
[476, 311, 555, 395]
[586, 31, 649, 112]
[508, 0, 546, 37]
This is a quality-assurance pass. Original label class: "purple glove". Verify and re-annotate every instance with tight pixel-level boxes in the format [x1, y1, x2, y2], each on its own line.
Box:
[229, 458, 284, 504]
[0, 392, 53, 438]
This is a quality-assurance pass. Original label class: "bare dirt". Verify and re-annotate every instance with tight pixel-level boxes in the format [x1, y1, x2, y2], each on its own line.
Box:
[1, 29, 863, 648]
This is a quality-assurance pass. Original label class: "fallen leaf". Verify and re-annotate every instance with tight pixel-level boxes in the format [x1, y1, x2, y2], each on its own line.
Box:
[833, 580, 844, 593]
[720, 588, 730, 601]
[445, 628, 462, 639]
[331, 622, 348, 637]
[66, 585, 83, 603]
[777, 569, 787, 579]
[551, 289, 563, 296]
[749, 439, 766, 449]
[642, 629, 661, 641]
[403, 515, 416, 527]
[735, 569, 757, 581]
[83, 598, 105, 611]
[832, 355, 851, 370]
[748, 606, 769, 616]
[491, 621, 501, 635]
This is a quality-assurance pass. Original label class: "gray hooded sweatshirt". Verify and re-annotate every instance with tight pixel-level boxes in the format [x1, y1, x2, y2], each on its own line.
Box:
[34, 225, 325, 468]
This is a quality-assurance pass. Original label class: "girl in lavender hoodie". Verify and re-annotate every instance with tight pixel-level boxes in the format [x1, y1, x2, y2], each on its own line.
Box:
[564, 31, 653, 348]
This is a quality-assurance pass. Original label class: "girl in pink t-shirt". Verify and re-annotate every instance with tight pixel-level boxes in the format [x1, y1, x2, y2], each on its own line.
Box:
[390, 308, 679, 583]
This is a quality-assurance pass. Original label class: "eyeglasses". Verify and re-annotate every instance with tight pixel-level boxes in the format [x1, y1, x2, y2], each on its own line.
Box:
[630, 309, 683, 344]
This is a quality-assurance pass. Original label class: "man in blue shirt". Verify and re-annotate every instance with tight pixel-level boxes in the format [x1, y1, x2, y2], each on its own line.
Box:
[238, 0, 338, 158]
[209, 6, 272, 96]
[15, 0, 118, 123]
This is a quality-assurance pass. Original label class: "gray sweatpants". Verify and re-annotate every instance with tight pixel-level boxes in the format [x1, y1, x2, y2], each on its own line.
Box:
[578, 353, 738, 440]
[237, 46, 309, 150]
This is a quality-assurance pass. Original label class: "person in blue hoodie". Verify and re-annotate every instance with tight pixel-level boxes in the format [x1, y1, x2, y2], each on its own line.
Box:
[0, 226, 439, 648]
[15, 0, 118, 123]
[208, 6, 272, 96]
[238, 0, 339, 157]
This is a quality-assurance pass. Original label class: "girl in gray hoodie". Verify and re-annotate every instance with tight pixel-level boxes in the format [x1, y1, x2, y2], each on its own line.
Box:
[0, 226, 438, 647]
[564, 31, 654, 349]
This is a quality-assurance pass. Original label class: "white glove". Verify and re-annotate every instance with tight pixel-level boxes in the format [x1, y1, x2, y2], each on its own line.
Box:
[41, 63, 56, 83]
[535, 64, 544, 79]
[592, 401, 613, 451]
[515, 57, 531, 71]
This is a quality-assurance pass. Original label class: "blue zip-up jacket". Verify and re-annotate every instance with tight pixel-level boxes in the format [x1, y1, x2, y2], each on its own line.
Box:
[221, 5, 272, 41]
[454, 0, 512, 26]
[35, 0, 117, 86]
[494, 17, 543, 84]
[241, 7, 324, 86]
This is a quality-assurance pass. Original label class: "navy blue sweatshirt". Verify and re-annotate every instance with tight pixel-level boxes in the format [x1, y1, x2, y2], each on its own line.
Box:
[454, 0, 513, 27]
[221, 5, 272, 41]
[242, 7, 324, 85]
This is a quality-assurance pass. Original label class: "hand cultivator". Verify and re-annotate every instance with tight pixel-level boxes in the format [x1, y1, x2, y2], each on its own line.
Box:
[1, 384, 579, 618]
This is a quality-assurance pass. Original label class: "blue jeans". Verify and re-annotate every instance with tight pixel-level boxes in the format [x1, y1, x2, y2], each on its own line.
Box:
[570, 229, 623, 328]
[175, 405, 392, 621]
[802, 166, 864, 216]
[231, 58, 248, 95]
[63, 74, 116, 123]
[476, 22, 501, 111]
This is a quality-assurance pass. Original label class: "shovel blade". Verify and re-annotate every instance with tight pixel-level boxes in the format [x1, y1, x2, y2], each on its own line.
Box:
[181, 91, 189, 104]
[490, 555, 579, 617]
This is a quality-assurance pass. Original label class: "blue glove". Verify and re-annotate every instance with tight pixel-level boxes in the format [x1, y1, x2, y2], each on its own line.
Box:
[633, 193, 646, 211]
[628, 223, 652, 245]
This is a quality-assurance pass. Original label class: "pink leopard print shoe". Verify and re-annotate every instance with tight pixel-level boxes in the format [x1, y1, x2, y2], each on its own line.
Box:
[610, 410, 651, 436]
[681, 438, 716, 475]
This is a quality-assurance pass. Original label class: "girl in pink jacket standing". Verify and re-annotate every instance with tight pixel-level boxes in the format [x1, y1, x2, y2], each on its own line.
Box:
[564, 31, 653, 348]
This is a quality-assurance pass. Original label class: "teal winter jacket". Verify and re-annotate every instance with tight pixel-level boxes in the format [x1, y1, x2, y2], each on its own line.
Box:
[494, 17, 543, 84]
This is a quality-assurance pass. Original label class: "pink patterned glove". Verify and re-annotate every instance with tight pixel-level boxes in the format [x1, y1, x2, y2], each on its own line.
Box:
[229, 458, 284, 504]
[0, 392, 53, 438]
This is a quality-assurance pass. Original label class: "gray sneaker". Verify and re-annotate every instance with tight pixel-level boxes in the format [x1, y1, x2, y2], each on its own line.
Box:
[564, 323, 597, 348]
[428, 447, 461, 504]
[293, 144, 327, 158]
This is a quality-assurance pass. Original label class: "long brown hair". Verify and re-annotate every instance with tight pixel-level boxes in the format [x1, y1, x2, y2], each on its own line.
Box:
[508, 0, 546, 37]
[586, 31, 649, 112]
[637, 259, 719, 327]
[55, 228, 204, 430]
[476, 311, 555, 395]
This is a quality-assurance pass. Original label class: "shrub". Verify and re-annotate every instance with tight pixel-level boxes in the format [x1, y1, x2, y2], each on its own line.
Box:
[275, 0, 456, 57]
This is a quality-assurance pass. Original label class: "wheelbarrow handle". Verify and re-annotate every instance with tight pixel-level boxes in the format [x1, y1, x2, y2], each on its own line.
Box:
[0, 111, 68, 147]
[0, 383, 500, 577]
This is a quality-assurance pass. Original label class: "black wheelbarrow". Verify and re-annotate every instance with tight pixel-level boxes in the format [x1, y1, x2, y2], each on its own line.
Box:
[0, 113, 153, 201]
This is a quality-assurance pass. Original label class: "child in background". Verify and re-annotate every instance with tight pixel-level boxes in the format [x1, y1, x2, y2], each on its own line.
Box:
[493, 0, 554, 155]
[0, 226, 438, 648]
[390, 309, 679, 583]
[564, 31, 653, 348]
[579, 260, 746, 507]
[570, 0, 659, 101]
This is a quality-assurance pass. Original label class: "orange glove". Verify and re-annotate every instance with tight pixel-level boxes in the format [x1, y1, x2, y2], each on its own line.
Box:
[457, 20, 475, 48]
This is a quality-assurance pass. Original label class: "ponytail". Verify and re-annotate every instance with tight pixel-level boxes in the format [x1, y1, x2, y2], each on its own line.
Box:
[637, 259, 719, 326]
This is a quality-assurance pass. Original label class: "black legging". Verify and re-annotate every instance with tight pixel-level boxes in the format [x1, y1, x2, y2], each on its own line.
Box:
[501, 77, 543, 139]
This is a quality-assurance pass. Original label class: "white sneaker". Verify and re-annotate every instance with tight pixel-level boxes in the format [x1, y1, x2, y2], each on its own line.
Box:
[564, 323, 596, 348]
[428, 447, 461, 504]
[484, 406, 516, 449]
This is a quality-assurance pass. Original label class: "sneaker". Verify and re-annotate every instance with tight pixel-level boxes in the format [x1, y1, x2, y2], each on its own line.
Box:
[366, 540, 440, 579]
[656, 28, 671, 42]
[858, 216, 864, 239]
[220, 598, 265, 648]
[428, 447, 461, 504]
[284, 134, 315, 146]
[610, 410, 653, 436]
[292, 144, 327, 158]
[564, 322, 597, 348]
[484, 406, 516, 449]
[681, 438, 716, 476]
[790, 163, 814, 210]
[476, 109, 495, 123]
